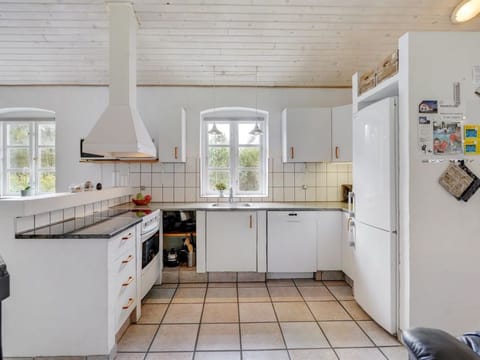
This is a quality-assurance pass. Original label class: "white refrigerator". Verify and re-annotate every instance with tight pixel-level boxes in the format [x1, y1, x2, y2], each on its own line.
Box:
[352, 96, 397, 334]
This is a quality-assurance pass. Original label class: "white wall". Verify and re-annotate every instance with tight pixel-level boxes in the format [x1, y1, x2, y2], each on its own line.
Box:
[399, 32, 480, 335]
[0, 86, 351, 192]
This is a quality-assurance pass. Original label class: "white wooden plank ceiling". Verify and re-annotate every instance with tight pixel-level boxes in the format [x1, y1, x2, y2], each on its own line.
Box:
[1, 0, 479, 87]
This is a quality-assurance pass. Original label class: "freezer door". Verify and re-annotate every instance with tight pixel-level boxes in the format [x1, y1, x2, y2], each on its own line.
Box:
[354, 221, 397, 334]
[353, 97, 396, 231]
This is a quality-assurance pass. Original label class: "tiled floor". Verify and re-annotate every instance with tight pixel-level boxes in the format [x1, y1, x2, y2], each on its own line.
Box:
[117, 279, 408, 360]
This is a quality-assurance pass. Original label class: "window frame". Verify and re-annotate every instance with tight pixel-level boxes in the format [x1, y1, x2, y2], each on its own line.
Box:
[1, 120, 56, 195]
[200, 107, 268, 198]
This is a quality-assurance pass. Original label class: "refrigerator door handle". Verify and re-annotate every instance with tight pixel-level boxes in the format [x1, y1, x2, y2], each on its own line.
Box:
[347, 217, 356, 247]
[348, 191, 355, 216]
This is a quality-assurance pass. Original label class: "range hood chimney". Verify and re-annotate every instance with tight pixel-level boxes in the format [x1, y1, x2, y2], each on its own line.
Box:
[83, 1, 157, 159]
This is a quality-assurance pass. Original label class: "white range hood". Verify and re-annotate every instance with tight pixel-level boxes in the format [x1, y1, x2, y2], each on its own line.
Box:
[83, 1, 156, 159]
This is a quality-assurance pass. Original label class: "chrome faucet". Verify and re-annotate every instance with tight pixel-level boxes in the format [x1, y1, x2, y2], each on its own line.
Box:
[229, 187, 234, 203]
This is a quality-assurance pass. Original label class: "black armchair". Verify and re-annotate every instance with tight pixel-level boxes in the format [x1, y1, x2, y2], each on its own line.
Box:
[402, 327, 480, 360]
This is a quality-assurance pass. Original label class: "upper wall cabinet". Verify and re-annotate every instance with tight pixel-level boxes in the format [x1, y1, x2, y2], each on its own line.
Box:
[331, 104, 352, 162]
[282, 107, 332, 163]
[158, 108, 186, 163]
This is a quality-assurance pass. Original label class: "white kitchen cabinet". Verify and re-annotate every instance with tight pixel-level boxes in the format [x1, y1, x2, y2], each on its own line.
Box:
[267, 211, 317, 272]
[282, 107, 332, 162]
[206, 211, 258, 272]
[341, 211, 356, 280]
[157, 107, 186, 162]
[331, 104, 352, 162]
[317, 211, 342, 270]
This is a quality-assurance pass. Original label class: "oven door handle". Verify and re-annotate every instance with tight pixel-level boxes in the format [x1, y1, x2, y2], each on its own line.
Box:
[141, 227, 159, 242]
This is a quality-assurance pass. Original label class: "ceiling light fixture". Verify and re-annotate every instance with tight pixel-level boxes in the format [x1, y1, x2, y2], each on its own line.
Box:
[249, 66, 264, 136]
[208, 65, 223, 136]
[451, 0, 480, 23]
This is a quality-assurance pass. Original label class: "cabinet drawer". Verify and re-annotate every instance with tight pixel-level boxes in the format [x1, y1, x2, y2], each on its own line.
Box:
[115, 280, 137, 331]
[110, 227, 136, 261]
[112, 254, 136, 296]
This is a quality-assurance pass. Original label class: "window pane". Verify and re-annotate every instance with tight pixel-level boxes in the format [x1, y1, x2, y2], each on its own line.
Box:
[208, 123, 230, 145]
[39, 147, 55, 168]
[7, 124, 30, 146]
[7, 148, 30, 168]
[208, 147, 230, 168]
[239, 171, 260, 191]
[239, 123, 260, 145]
[39, 123, 55, 146]
[7, 171, 30, 193]
[208, 171, 230, 192]
[239, 147, 260, 168]
[39, 172, 55, 193]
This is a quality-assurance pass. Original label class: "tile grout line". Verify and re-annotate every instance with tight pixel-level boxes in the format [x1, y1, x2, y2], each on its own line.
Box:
[236, 281, 244, 360]
[265, 280, 293, 360]
[192, 282, 208, 359]
[144, 284, 180, 358]
[295, 279, 341, 360]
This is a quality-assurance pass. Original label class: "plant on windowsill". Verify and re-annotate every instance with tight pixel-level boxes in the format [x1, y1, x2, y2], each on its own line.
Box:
[215, 182, 227, 197]
[20, 185, 32, 197]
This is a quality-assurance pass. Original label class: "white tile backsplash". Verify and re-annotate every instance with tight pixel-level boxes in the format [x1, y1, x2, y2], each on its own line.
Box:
[129, 157, 352, 203]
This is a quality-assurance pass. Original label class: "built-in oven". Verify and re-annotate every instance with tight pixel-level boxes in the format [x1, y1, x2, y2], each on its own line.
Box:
[136, 209, 162, 299]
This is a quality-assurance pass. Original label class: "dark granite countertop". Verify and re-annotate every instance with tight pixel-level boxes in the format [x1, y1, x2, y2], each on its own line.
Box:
[16, 209, 143, 239]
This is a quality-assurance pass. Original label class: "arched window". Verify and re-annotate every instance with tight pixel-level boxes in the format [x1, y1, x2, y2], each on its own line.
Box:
[0, 108, 56, 196]
[200, 107, 268, 197]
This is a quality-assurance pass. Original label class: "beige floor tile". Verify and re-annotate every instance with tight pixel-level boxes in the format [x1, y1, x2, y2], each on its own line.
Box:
[273, 302, 314, 321]
[202, 303, 239, 323]
[327, 285, 354, 300]
[241, 323, 285, 350]
[280, 322, 329, 349]
[162, 303, 203, 323]
[146, 353, 193, 360]
[143, 287, 176, 304]
[238, 272, 266, 282]
[194, 351, 241, 360]
[297, 286, 335, 301]
[205, 287, 238, 302]
[137, 304, 168, 324]
[117, 324, 158, 352]
[289, 349, 338, 360]
[336, 347, 386, 360]
[150, 324, 198, 351]
[319, 321, 374, 348]
[340, 300, 371, 320]
[239, 302, 277, 322]
[266, 279, 295, 287]
[268, 286, 303, 302]
[358, 321, 400, 346]
[380, 346, 409, 360]
[115, 353, 145, 360]
[172, 287, 206, 303]
[208, 282, 237, 288]
[307, 301, 351, 321]
[155, 283, 178, 289]
[179, 269, 208, 283]
[238, 282, 267, 288]
[242, 350, 290, 360]
[196, 323, 241, 351]
[238, 287, 271, 302]
[293, 279, 323, 287]
[178, 282, 207, 288]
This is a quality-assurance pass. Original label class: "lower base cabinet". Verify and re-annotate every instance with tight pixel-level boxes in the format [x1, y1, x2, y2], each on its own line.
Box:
[206, 211, 258, 272]
[317, 211, 342, 271]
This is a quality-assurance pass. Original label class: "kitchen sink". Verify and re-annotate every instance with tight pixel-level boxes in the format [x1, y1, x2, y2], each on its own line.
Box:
[209, 203, 252, 208]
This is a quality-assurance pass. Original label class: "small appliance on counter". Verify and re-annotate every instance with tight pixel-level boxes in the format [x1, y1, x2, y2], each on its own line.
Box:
[342, 184, 353, 202]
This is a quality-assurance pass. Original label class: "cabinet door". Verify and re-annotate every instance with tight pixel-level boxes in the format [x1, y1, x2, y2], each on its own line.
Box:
[341, 212, 355, 280]
[282, 108, 332, 162]
[267, 211, 317, 272]
[331, 104, 352, 162]
[158, 108, 186, 162]
[206, 211, 257, 272]
[317, 211, 342, 270]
